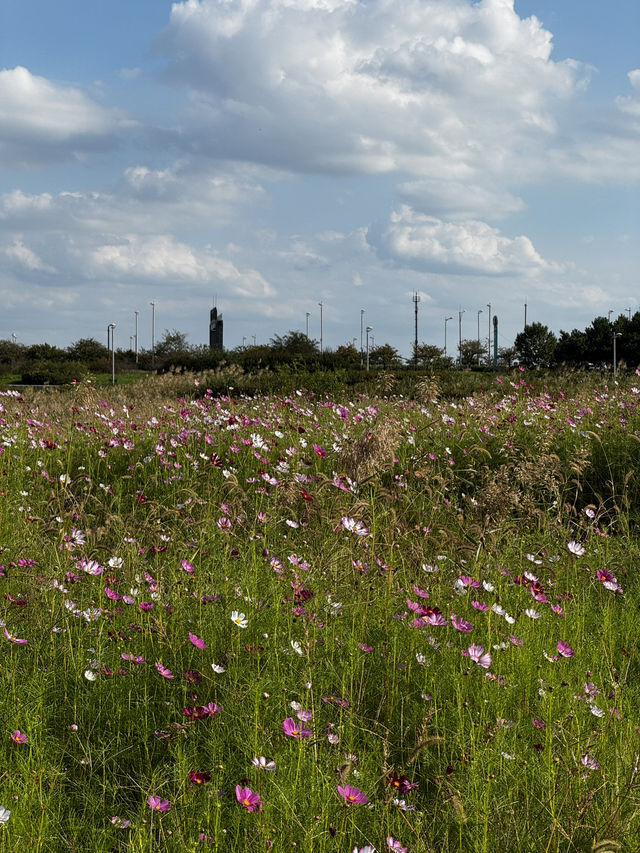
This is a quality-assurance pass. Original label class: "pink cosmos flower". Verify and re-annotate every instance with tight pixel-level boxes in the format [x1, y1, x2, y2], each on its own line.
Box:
[312, 444, 327, 459]
[252, 756, 276, 771]
[282, 717, 312, 738]
[235, 785, 264, 811]
[337, 784, 368, 805]
[188, 632, 207, 650]
[181, 559, 195, 574]
[567, 540, 585, 557]
[581, 754, 600, 771]
[10, 730, 27, 744]
[387, 838, 408, 852]
[155, 662, 174, 678]
[463, 644, 492, 669]
[147, 796, 171, 812]
[4, 628, 27, 645]
[471, 601, 489, 611]
[557, 641, 575, 658]
[450, 613, 473, 633]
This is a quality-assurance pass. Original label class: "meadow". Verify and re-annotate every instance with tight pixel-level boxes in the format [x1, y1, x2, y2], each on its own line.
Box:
[0, 369, 639, 852]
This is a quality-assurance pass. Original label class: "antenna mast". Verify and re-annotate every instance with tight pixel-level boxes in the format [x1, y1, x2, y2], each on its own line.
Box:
[412, 291, 420, 367]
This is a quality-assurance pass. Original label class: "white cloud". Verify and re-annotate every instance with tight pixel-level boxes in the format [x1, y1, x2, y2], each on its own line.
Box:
[5, 238, 56, 273]
[0, 66, 133, 165]
[369, 205, 559, 276]
[155, 0, 584, 187]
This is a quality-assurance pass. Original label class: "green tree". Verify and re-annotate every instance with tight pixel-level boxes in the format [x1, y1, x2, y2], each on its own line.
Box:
[458, 339, 487, 368]
[269, 331, 319, 357]
[514, 323, 557, 368]
[369, 343, 403, 369]
[412, 342, 447, 369]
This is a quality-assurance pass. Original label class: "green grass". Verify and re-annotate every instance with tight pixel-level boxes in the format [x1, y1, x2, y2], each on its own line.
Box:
[0, 373, 639, 851]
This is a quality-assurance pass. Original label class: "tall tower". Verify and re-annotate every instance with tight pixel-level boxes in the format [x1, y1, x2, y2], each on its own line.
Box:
[209, 305, 223, 350]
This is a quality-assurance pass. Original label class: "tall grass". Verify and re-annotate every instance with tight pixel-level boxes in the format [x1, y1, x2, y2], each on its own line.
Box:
[0, 372, 639, 851]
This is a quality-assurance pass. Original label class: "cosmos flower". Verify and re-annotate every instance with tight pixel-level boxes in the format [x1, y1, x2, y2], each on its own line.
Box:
[4, 628, 27, 645]
[188, 632, 207, 649]
[252, 756, 276, 770]
[463, 644, 492, 669]
[10, 730, 27, 744]
[557, 641, 575, 658]
[0, 806, 11, 824]
[567, 541, 585, 557]
[581, 754, 600, 771]
[386, 838, 408, 852]
[147, 796, 171, 812]
[231, 611, 248, 628]
[450, 613, 473, 632]
[338, 784, 368, 805]
[282, 717, 312, 738]
[235, 785, 264, 812]
[154, 662, 174, 679]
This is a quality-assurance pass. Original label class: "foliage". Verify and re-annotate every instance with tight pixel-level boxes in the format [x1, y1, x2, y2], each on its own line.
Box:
[514, 322, 557, 368]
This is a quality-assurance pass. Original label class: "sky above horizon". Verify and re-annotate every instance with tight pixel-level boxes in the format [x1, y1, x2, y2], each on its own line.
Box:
[0, 0, 638, 357]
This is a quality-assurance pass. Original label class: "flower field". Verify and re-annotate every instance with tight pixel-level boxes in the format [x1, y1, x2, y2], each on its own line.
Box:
[1, 372, 640, 852]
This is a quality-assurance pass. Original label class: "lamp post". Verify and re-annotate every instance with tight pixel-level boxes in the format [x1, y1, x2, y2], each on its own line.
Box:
[305, 312, 310, 338]
[444, 316, 453, 358]
[108, 323, 116, 386]
[360, 309, 365, 368]
[134, 310, 139, 363]
[627, 307, 631, 321]
[252, 335, 256, 347]
[613, 331, 622, 377]
[608, 310, 613, 322]
[318, 302, 323, 354]
[366, 326, 372, 372]
[458, 309, 465, 368]
[150, 301, 156, 369]
[242, 336, 246, 349]
[477, 309, 483, 365]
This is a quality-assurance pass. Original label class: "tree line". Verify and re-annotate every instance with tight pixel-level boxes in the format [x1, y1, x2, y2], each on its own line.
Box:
[0, 311, 638, 384]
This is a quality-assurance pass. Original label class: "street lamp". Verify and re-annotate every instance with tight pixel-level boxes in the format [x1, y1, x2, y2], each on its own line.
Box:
[477, 309, 483, 365]
[360, 309, 365, 368]
[444, 316, 453, 358]
[608, 310, 613, 322]
[108, 323, 116, 386]
[242, 336, 246, 349]
[366, 325, 372, 371]
[318, 302, 323, 354]
[627, 307, 632, 321]
[306, 312, 310, 338]
[458, 309, 465, 368]
[150, 301, 156, 369]
[613, 331, 622, 377]
[134, 310, 139, 363]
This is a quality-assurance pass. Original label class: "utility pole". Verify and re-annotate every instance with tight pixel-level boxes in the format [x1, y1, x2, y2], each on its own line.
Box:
[134, 310, 139, 363]
[613, 331, 622, 377]
[366, 326, 372, 371]
[627, 307, 632, 320]
[458, 309, 465, 368]
[360, 309, 365, 368]
[444, 316, 453, 359]
[477, 309, 483, 365]
[318, 301, 323, 354]
[412, 292, 420, 367]
[150, 301, 156, 369]
[524, 301, 527, 329]
[108, 323, 116, 385]
[305, 312, 310, 338]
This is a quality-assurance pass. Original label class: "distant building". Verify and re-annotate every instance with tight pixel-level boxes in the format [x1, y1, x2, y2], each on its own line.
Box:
[209, 306, 223, 350]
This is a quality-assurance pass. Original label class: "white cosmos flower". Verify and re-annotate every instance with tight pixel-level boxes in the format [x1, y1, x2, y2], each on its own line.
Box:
[0, 805, 10, 823]
[211, 663, 226, 674]
[290, 640, 304, 655]
[230, 610, 248, 628]
[84, 670, 97, 681]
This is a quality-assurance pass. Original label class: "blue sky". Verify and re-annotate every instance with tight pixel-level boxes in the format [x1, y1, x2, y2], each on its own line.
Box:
[0, 0, 638, 357]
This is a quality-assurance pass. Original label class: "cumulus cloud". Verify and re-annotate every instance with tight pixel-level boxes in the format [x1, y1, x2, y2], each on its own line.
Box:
[0, 66, 133, 166]
[4, 239, 56, 273]
[155, 0, 584, 186]
[369, 205, 560, 276]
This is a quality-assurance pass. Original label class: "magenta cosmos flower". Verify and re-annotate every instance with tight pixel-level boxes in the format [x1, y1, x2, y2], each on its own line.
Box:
[462, 644, 492, 669]
[337, 784, 368, 805]
[235, 785, 264, 812]
[154, 662, 174, 678]
[4, 628, 27, 645]
[282, 717, 312, 738]
[557, 641, 575, 658]
[147, 796, 171, 812]
[10, 730, 27, 745]
[188, 632, 207, 650]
